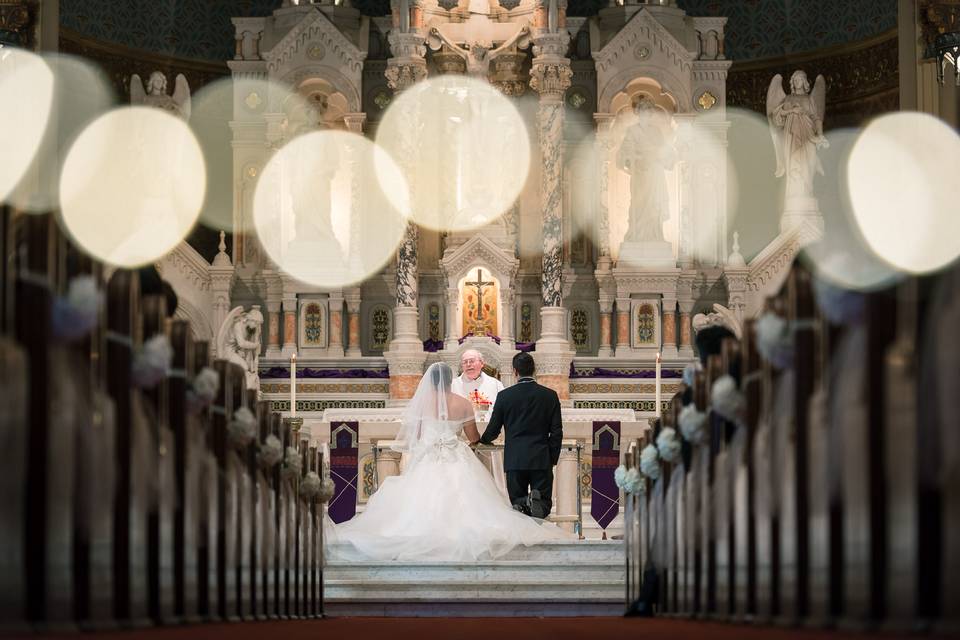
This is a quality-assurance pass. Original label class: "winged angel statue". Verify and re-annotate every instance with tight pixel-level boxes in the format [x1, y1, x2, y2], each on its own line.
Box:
[766, 70, 828, 203]
[130, 71, 191, 120]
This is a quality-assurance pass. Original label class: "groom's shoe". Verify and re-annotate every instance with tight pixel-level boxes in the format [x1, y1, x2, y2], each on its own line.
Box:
[528, 490, 550, 519]
[512, 498, 531, 516]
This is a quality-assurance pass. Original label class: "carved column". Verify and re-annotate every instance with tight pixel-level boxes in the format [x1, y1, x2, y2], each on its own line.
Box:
[384, 29, 428, 402]
[674, 115, 696, 270]
[500, 288, 517, 350]
[594, 114, 615, 267]
[345, 288, 362, 358]
[281, 292, 298, 358]
[264, 270, 283, 359]
[443, 287, 460, 351]
[343, 113, 367, 276]
[554, 445, 580, 532]
[209, 233, 235, 358]
[678, 300, 695, 358]
[328, 293, 344, 356]
[530, 30, 575, 401]
[662, 299, 678, 359]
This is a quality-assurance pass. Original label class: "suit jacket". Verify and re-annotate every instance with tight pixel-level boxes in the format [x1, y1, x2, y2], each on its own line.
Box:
[479, 378, 563, 471]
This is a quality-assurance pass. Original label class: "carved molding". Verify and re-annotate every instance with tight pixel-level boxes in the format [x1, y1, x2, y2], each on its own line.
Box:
[0, 1, 33, 47]
[593, 9, 695, 75]
[264, 10, 365, 76]
[920, 0, 960, 58]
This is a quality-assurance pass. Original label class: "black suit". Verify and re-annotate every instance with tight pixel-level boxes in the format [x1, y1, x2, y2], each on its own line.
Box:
[480, 377, 563, 515]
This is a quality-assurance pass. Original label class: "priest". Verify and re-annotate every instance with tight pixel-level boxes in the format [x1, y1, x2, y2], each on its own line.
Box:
[450, 349, 504, 408]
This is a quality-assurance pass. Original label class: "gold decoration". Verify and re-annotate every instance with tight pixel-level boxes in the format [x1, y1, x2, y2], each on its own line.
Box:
[307, 44, 325, 60]
[246, 166, 258, 178]
[373, 91, 392, 110]
[245, 91, 262, 110]
[697, 90, 717, 110]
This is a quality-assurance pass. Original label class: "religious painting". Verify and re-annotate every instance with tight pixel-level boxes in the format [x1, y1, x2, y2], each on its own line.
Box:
[570, 307, 590, 352]
[299, 298, 327, 348]
[633, 300, 659, 347]
[519, 302, 533, 343]
[461, 267, 498, 338]
[427, 302, 441, 342]
[370, 305, 391, 352]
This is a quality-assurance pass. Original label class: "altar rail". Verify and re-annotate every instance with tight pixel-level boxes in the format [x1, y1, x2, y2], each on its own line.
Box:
[0, 210, 329, 631]
[622, 256, 960, 631]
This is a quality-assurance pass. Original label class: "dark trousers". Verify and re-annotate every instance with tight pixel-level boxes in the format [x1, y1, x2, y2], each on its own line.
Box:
[506, 469, 554, 516]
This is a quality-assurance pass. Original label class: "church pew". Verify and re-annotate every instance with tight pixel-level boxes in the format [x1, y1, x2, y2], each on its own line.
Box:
[703, 354, 724, 617]
[142, 294, 177, 625]
[882, 279, 921, 629]
[168, 321, 202, 622]
[667, 394, 685, 616]
[735, 319, 761, 620]
[691, 369, 709, 617]
[307, 445, 320, 618]
[270, 412, 284, 620]
[719, 337, 742, 619]
[252, 399, 273, 620]
[279, 417, 295, 619]
[211, 360, 235, 620]
[623, 439, 641, 610]
[194, 341, 219, 622]
[228, 369, 251, 621]
[296, 438, 309, 618]
[106, 268, 151, 626]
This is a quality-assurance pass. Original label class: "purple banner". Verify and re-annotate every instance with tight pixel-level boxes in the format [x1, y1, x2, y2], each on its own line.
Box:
[328, 421, 359, 524]
[591, 421, 622, 531]
[571, 367, 684, 379]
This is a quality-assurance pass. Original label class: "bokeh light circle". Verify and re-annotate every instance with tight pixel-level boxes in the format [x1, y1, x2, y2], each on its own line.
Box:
[60, 106, 206, 267]
[7, 53, 114, 212]
[375, 75, 530, 232]
[847, 112, 960, 275]
[0, 47, 55, 203]
[253, 129, 409, 288]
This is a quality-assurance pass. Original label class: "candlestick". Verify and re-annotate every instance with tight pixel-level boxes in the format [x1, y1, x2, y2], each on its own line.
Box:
[655, 352, 661, 418]
[290, 353, 297, 417]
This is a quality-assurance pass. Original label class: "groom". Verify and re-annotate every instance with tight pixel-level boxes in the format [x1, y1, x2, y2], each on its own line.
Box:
[479, 352, 563, 518]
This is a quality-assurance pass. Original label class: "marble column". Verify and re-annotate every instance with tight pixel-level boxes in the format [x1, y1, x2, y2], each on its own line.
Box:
[264, 269, 283, 358]
[530, 29, 575, 401]
[443, 287, 461, 351]
[281, 294, 298, 357]
[345, 287, 362, 357]
[329, 294, 344, 356]
[554, 445, 580, 533]
[593, 114, 615, 267]
[384, 30, 428, 402]
[615, 298, 631, 355]
[375, 447, 402, 490]
[598, 302, 613, 358]
[210, 232, 235, 359]
[662, 299, 678, 359]
[679, 300, 695, 357]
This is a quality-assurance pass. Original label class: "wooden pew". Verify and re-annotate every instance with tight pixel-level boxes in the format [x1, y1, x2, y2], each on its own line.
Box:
[105, 269, 151, 626]
[194, 341, 218, 622]
[271, 412, 284, 619]
[228, 369, 250, 621]
[142, 295, 176, 624]
[168, 321, 202, 622]
[704, 355, 723, 617]
[691, 369, 709, 617]
[737, 319, 761, 620]
[254, 400, 276, 620]
[279, 417, 296, 619]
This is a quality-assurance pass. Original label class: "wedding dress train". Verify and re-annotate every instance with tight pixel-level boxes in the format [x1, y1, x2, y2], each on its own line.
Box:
[325, 364, 573, 562]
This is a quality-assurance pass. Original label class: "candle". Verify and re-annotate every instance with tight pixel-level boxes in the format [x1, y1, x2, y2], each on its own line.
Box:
[655, 352, 661, 418]
[290, 353, 297, 416]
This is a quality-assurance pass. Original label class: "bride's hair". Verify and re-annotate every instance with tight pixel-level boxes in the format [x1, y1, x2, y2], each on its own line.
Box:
[430, 362, 454, 389]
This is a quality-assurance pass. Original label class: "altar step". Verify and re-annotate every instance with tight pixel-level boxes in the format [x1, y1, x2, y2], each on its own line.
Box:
[324, 540, 625, 617]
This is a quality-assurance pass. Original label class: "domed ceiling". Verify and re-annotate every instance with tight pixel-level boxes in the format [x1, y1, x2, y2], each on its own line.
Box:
[60, 0, 896, 63]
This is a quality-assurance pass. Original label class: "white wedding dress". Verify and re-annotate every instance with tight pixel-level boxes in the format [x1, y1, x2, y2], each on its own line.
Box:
[325, 364, 573, 562]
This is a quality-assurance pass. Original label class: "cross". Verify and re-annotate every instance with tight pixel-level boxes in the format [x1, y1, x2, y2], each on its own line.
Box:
[465, 268, 495, 322]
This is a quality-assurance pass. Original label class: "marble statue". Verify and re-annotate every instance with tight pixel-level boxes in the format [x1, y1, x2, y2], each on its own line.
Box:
[766, 70, 828, 203]
[218, 305, 264, 391]
[427, 25, 531, 78]
[692, 303, 741, 340]
[130, 71, 191, 120]
[616, 97, 676, 243]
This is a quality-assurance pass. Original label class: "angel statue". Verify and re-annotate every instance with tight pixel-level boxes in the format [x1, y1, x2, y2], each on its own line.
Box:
[766, 70, 828, 205]
[130, 71, 191, 120]
[427, 25, 531, 79]
[217, 305, 264, 391]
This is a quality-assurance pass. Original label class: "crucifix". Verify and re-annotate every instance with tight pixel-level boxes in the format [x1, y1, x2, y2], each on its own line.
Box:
[465, 267, 495, 323]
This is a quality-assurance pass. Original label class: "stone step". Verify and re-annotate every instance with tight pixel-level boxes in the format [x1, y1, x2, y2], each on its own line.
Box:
[324, 579, 624, 602]
[325, 539, 623, 563]
[326, 560, 624, 583]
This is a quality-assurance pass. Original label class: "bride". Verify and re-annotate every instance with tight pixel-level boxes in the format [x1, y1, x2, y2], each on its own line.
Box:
[325, 362, 573, 561]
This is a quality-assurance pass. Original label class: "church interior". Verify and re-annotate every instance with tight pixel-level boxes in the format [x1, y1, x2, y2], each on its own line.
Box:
[2, 0, 960, 636]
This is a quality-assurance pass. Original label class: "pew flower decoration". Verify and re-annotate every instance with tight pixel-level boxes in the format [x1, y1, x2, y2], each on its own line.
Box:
[656, 427, 682, 463]
[301, 471, 322, 500]
[813, 276, 866, 326]
[282, 446, 302, 479]
[133, 334, 174, 388]
[711, 374, 745, 425]
[319, 477, 336, 503]
[257, 434, 284, 469]
[756, 311, 793, 369]
[679, 404, 708, 445]
[614, 464, 645, 496]
[639, 444, 661, 481]
[228, 407, 257, 449]
[52, 275, 103, 341]
[187, 367, 219, 414]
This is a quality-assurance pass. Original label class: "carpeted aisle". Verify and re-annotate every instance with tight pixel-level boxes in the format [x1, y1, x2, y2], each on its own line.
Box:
[21, 618, 949, 640]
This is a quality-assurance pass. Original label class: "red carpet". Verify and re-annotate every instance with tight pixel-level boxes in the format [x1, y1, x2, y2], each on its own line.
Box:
[20, 618, 948, 640]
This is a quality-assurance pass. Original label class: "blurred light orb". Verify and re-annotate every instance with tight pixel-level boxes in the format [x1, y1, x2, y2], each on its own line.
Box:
[60, 106, 206, 267]
[375, 75, 530, 232]
[848, 112, 960, 274]
[7, 53, 114, 212]
[253, 130, 409, 288]
[0, 47, 55, 203]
